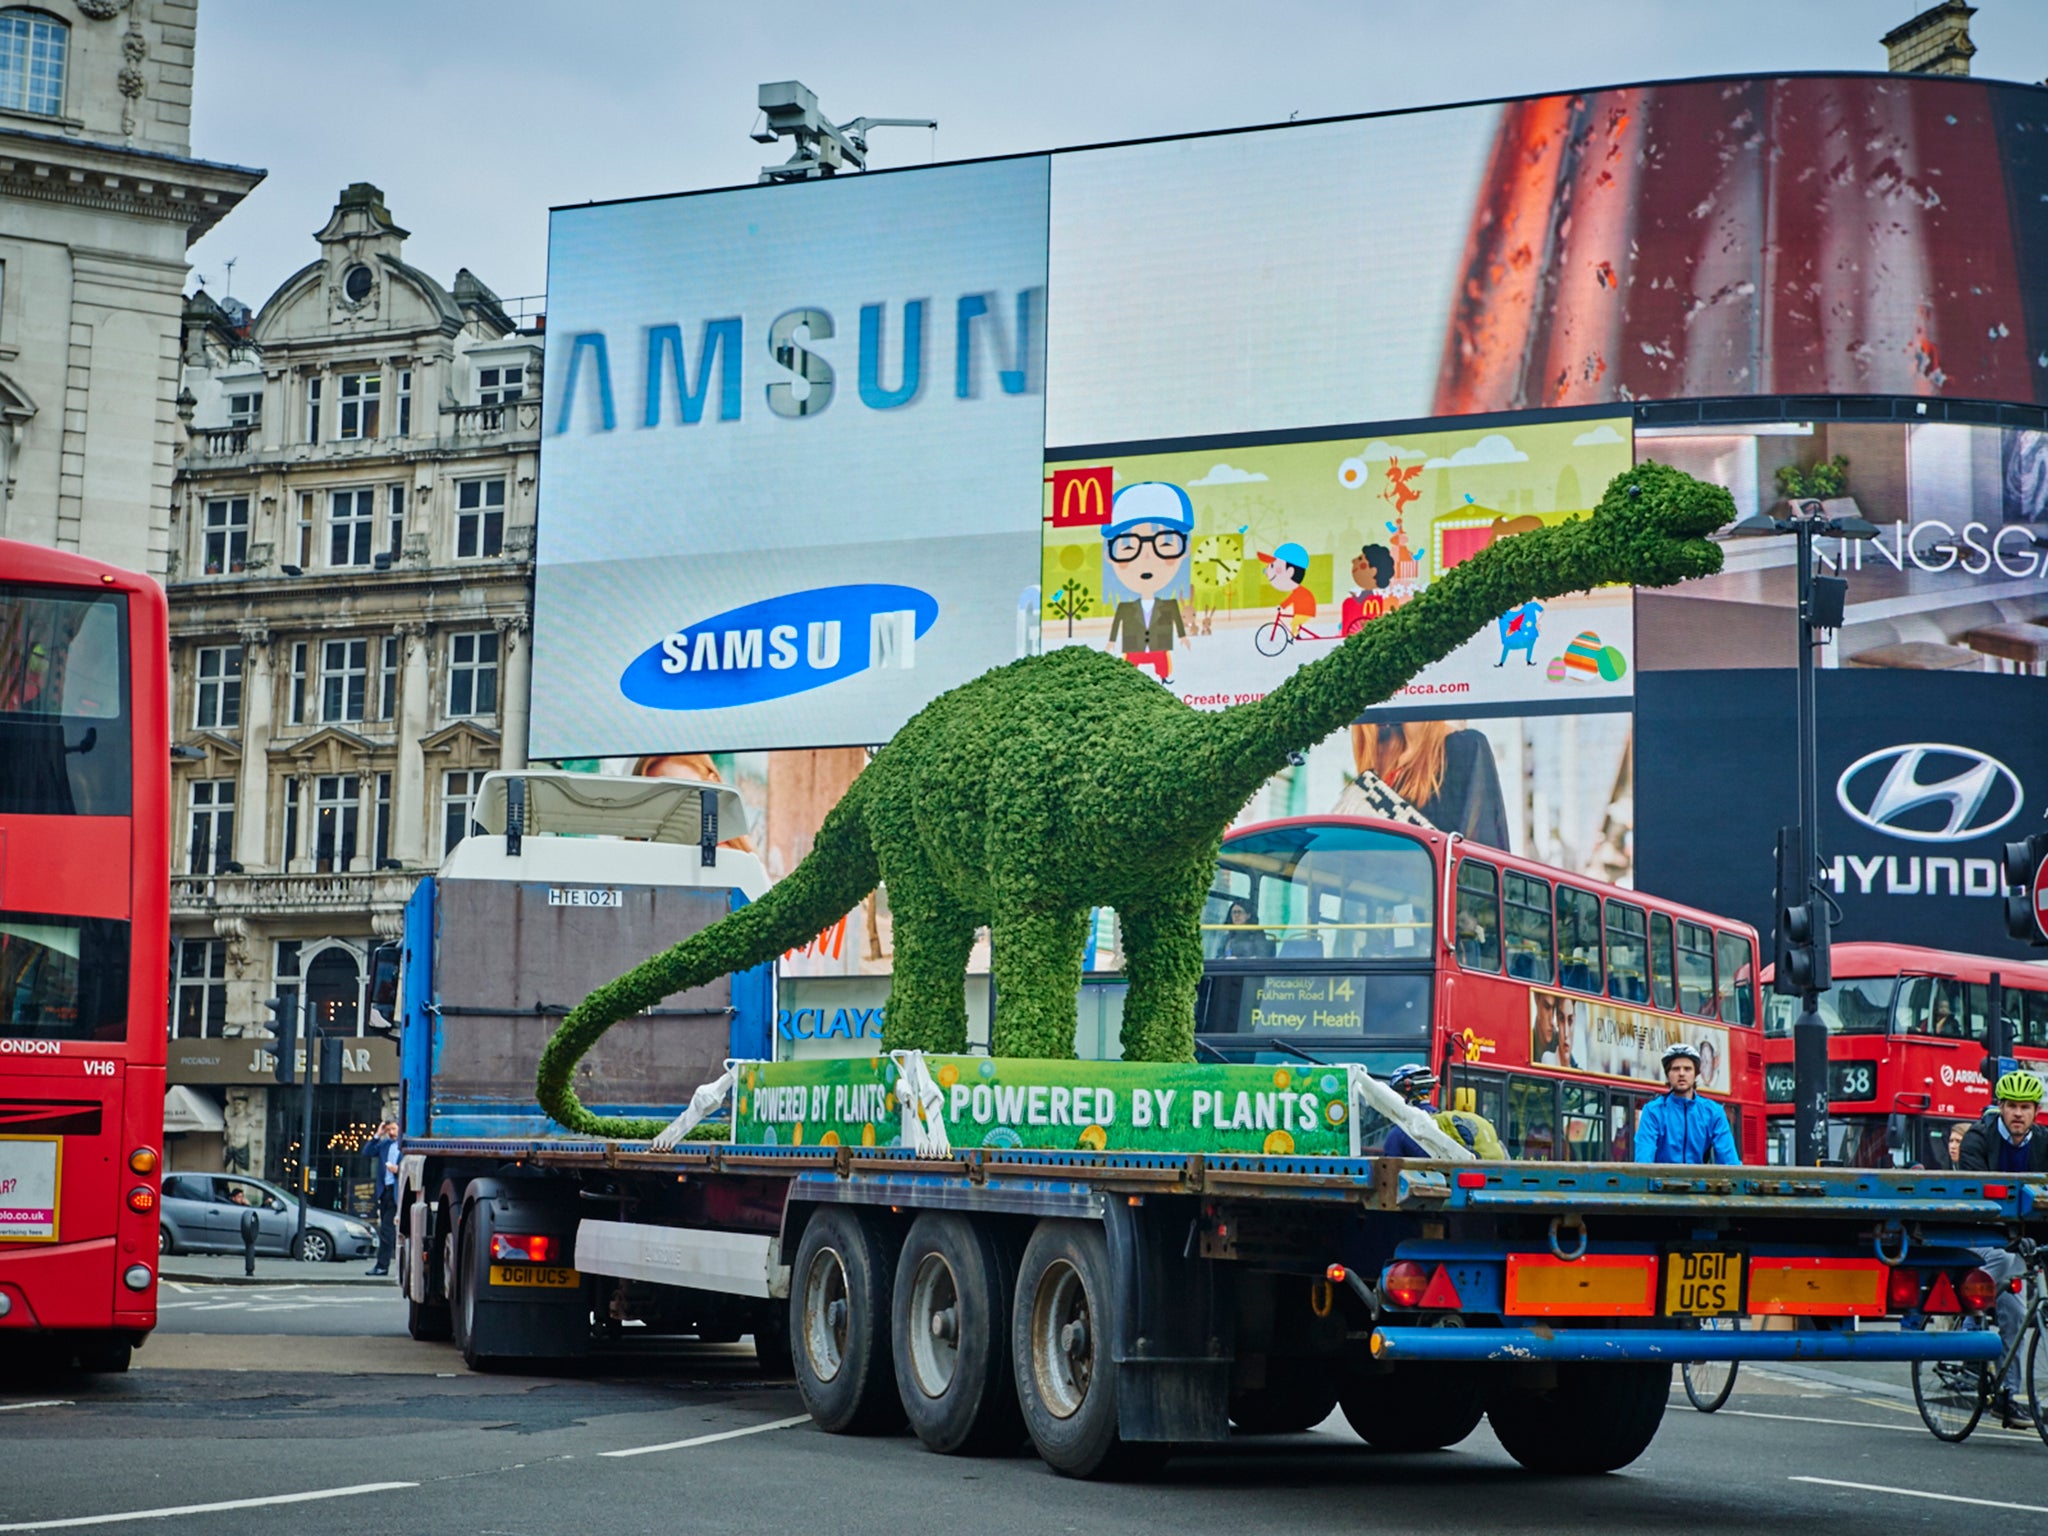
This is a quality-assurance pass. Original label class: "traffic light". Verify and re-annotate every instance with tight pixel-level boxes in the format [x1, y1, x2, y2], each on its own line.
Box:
[261, 995, 298, 1085]
[1773, 827, 1831, 995]
[318, 1031, 345, 1086]
[2004, 833, 2048, 946]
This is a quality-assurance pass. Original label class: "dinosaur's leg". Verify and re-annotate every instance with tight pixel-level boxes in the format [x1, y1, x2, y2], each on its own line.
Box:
[1115, 857, 1213, 1064]
[987, 906, 1090, 1059]
[878, 856, 979, 1055]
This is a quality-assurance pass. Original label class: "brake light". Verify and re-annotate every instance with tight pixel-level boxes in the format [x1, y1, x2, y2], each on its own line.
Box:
[126, 1186, 156, 1213]
[128, 1147, 159, 1175]
[1983, 1183, 2010, 1200]
[1326, 1264, 1348, 1284]
[1957, 1268, 1999, 1313]
[1455, 1171, 1487, 1189]
[1383, 1260, 1430, 1308]
[490, 1233, 555, 1263]
[1886, 1267, 1924, 1313]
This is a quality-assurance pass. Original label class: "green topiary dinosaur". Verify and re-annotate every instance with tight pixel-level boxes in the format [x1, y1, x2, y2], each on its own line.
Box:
[537, 462, 1733, 1138]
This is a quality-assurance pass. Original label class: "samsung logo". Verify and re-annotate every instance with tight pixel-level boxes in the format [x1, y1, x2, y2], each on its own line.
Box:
[1835, 744, 2022, 844]
[620, 584, 939, 711]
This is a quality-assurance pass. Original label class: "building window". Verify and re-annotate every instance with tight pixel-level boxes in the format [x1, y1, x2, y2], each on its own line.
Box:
[373, 772, 392, 867]
[387, 485, 405, 559]
[313, 774, 359, 873]
[304, 376, 322, 444]
[273, 940, 301, 1041]
[226, 392, 261, 429]
[395, 369, 412, 436]
[443, 769, 484, 855]
[455, 479, 505, 558]
[447, 631, 499, 718]
[337, 372, 381, 439]
[193, 644, 242, 729]
[202, 497, 249, 575]
[0, 10, 67, 117]
[478, 364, 523, 405]
[186, 779, 235, 875]
[283, 777, 301, 864]
[378, 634, 398, 721]
[329, 488, 375, 567]
[321, 637, 368, 723]
[289, 642, 308, 725]
[172, 938, 227, 1040]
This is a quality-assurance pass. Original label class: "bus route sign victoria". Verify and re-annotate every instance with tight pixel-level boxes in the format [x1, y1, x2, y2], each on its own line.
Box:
[732, 1057, 1362, 1157]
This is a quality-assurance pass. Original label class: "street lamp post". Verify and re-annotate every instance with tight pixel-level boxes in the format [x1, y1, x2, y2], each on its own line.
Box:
[1731, 495, 1875, 1167]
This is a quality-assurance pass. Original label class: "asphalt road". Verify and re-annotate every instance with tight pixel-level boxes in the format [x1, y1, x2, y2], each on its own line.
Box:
[2, 1289, 2044, 1534]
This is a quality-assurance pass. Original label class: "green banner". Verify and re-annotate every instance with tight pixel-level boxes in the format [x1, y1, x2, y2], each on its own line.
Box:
[733, 1055, 1360, 1157]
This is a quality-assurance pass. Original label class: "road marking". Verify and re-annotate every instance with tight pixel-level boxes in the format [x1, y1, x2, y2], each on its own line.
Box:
[0, 1402, 72, 1413]
[1790, 1477, 2048, 1515]
[0, 1483, 417, 1531]
[1718, 1409, 1925, 1434]
[599, 1414, 812, 1458]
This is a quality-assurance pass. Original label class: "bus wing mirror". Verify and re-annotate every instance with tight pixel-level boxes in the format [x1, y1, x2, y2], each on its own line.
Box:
[1884, 1113, 1907, 1153]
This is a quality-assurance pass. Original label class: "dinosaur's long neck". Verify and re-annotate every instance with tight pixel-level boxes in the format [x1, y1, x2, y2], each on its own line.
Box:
[1175, 516, 1623, 818]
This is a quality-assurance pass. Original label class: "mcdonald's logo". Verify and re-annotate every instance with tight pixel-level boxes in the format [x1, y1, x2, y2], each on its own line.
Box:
[1048, 466, 1113, 528]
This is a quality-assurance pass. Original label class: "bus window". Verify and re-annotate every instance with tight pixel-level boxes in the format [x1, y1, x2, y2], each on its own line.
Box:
[0, 912, 131, 1042]
[2000, 987, 2026, 1050]
[1609, 1092, 1651, 1161]
[1555, 887, 1602, 995]
[1502, 872, 1552, 983]
[1898, 977, 1966, 1038]
[1676, 921, 1716, 1017]
[1459, 1071, 1506, 1135]
[1764, 975, 1896, 1036]
[1604, 901, 1648, 1004]
[1205, 824, 1434, 962]
[1560, 1083, 1606, 1162]
[1505, 1076, 1559, 1161]
[2026, 991, 2048, 1049]
[1715, 931, 1754, 1026]
[1454, 860, 1501, 973]
[1649, 913, 1676, 1012]
[0, 585, 131, 816]
[1964, 984, 1991, 1043]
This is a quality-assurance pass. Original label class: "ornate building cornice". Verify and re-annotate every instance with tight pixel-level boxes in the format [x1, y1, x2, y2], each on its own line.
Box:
[0, 123, 264, 242]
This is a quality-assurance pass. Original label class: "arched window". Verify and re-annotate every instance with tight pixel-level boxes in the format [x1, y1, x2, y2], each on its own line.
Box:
[0, 10, 67, 117]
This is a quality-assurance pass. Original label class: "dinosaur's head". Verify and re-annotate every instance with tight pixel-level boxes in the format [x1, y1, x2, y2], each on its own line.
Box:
[1582, 460, 1733, 590]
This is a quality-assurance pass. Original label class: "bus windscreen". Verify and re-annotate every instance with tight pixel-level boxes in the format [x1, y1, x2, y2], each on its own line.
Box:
[1203, 825, 1435, 963]
[0, 584, 129, 815]
[0, 912, 131, 1042]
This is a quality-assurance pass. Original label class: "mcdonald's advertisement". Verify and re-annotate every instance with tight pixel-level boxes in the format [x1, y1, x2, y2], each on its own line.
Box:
[530, 154, 1051, 757]
[1039, 417, 1636, 716]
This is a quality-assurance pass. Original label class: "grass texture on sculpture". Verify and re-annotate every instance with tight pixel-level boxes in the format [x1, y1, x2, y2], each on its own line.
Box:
[537, 463, 1733, 1138]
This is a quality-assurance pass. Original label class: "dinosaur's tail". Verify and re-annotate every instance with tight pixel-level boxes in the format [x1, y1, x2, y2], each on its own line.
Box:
[535, 776, 880, 1138]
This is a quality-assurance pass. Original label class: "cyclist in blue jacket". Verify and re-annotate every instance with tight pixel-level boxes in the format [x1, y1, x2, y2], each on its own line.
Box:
[1634, 1043, 1741, 1165]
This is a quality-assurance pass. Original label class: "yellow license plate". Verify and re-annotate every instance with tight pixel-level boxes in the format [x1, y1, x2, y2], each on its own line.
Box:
[487, 1264, 579, 1289]
[1663, 1249, 1742, 1316]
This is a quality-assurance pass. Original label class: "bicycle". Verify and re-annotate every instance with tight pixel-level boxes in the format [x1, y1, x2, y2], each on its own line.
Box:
[1682, 1316, 1742, 1412]
[1911, 1236, 2048, 1445]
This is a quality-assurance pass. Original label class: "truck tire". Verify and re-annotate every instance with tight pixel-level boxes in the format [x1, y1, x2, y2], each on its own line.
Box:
[1339, 1366, 1484, 1450]
[790, 1207, 904, 1434]
[892, 1213, 1025, 1455]
[1486, 1362, 1670, 1474]
[1012, 1219, 1163, 1480]
[1229, 1356, 1339, 1434]
[409, 1297, 453, 1342]
[752, 1300, 794, 1378]
[451, 1215, 501, 1371]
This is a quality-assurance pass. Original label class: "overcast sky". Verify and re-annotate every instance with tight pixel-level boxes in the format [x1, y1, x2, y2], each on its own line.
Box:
[186, 0, 2048, 308]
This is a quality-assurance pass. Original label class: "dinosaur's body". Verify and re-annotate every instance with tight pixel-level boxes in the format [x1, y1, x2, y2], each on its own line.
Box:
[538, 464, 1734, 1138]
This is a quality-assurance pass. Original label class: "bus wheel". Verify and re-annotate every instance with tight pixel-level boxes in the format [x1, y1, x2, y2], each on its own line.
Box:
[74, 1333, 132, 1374]
[1229, 1356, 1339, 1434]
[892, 1213, 1025, 1455]
[1013, 1219, 1164, 1480]
[1339, 1365, 1483, 1450]
[1486, 1362, 1670, 1474]
[790, 1207, 904, 1434]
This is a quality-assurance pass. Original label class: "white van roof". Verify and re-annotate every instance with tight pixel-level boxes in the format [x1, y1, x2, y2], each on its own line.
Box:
[471, 770, 746, 847]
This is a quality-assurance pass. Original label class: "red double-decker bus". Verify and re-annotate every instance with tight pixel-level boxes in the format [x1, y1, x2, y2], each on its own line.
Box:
[0, 539, 168, 1375]
[1760, 942, 2048, 1168]
[1196, 815, 1764, 1163]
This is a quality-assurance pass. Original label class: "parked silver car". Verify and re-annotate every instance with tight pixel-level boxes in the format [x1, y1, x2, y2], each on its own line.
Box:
[158, 1173, 375, 1264]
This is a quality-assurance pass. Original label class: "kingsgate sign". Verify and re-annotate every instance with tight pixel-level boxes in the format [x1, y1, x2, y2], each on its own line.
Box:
[620, 584, 939, 711]
[1821, 521, 2048, 581]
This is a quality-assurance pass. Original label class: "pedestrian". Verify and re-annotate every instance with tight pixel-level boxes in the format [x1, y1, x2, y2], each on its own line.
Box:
[1944, 1119, 1972, 1170]
[364, 1118, 400, 1276]
[1955, 1071, 2047, 1427]
[1634, 1043, 1741, 1164]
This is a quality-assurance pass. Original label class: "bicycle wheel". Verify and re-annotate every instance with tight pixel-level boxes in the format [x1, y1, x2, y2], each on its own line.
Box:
[1913, 1315, 1990, 1442]
[1682, 1317, 1739, 1412]
[1254, 620, 1292, 657]
[2027, 1315, 2048, 1450]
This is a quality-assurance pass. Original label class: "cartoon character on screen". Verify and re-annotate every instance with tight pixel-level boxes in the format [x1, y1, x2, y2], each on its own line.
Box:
[1496, 600, 1543, 666]
[1259, 542, 1317, 637]
[1101, 482, 1192, 683]
[1386, 521, 1423, 583]
[1341, 543, 1396, 636]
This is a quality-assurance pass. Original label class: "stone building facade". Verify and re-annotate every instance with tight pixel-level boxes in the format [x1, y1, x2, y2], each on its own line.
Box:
[167, 183, 540, 1188]
[0, 0, 261, 578]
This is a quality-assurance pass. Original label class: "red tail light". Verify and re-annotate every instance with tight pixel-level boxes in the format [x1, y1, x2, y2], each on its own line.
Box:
[490, 1233, 555, 1264]
[1383, 1260, 1430, 1308]
[126, 1186, 156, 1213]
[1957, 1268, 1999, 1313]
[1885, 1267, 1924, 1313]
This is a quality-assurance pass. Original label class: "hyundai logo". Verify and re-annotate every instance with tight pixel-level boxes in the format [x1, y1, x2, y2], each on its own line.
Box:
[1835, 744, 2022, 843]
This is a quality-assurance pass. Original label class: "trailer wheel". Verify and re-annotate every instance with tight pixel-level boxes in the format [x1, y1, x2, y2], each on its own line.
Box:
[891, 1213, 1025, 1455]
[408, 1297, 453, 1342]
[790, 1207, 904, 1434]
[1486, 1362, 1670, 1474]
[1338, 1365, 1483, 1450]
[1013, 1219, 1162, 1479]
[1229, 1356, 1340, 1434]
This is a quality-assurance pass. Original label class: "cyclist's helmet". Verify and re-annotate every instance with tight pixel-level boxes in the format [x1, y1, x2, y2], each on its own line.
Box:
[1661, 1043, 1703, 1072]
[1388, 1064, 1439, 1103]
[1994, 1069, 2045, 1104]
